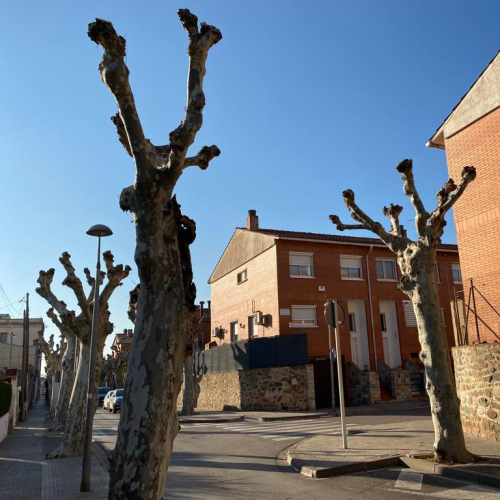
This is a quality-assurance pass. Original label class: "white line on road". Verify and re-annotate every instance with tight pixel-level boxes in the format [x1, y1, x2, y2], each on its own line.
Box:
[394, 471, 423, 490]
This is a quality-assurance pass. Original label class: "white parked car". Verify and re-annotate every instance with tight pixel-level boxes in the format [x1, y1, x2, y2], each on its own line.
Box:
[109, 389, 123, 414]
[103, 390, 114, 411]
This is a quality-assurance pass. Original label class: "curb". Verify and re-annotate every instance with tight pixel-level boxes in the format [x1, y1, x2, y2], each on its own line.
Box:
[258, 413, 333, 422]
[179, 415, 245, 424]
[286, 442, 400, 478]
[399, 456, 500, 489]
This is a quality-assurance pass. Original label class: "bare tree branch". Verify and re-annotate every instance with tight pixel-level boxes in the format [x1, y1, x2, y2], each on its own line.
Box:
[36, 268, 75, 320]
[99, 251, 132, 306]
[396, 159, 429, 237]
[166, 9, 222, 178]
[334, 189, 407, 252]
[38, 329, 62, 372]
[382, 203, 404, 236]
[59, 252, 91, 322]
[183, 145, 220, 170]
[329, 215, 370, 231]
[127, 284, 139, 324]
[88, 19, 154, 182]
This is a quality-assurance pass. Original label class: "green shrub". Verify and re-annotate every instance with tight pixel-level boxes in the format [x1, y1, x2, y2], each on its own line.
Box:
[0, 381, 12, 418]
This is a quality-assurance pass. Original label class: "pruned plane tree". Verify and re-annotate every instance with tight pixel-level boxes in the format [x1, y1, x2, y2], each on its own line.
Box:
[330, 159, 476, 464]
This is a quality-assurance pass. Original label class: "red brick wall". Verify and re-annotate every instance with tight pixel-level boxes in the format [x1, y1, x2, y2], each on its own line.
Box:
[210, 246, 280, 345]
[275, 240, 459, 364]
[444, 107, 500, 343]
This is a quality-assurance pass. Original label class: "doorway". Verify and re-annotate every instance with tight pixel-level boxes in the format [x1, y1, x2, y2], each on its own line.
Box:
[379, 300, 402, 368]
[347, 300, 370, 371]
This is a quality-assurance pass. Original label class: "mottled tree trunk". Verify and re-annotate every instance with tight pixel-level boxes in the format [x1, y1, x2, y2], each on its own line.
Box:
[406, 252, 471, 462]
[110, 277, 188, 498]
[53, 335, 76, 430]
[182, 354, 195, 416]
[48, 342, 91, 458]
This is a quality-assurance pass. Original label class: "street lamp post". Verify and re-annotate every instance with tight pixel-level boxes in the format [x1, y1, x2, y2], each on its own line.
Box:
[80, 224, 113, 493]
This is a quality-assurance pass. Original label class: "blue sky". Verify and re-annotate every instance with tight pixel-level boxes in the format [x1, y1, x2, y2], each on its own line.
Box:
[1, 0, 498, 353]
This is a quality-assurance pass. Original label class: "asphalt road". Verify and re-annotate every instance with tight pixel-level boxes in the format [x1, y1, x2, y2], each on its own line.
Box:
[92, 405, 499, 499]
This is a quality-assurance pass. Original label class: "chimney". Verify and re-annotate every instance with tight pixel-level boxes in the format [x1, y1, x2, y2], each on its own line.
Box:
[247, 210, 259, 230]
[200, 301, 204, 315]
[207, 300, 211, 310]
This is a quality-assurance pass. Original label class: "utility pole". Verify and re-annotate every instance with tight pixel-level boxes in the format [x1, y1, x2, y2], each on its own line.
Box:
[20, 294, 29, 422]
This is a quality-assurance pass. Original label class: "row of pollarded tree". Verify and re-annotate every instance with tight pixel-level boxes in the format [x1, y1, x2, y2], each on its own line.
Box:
[38, 7, 478, 499]
[37, 251, 130, 458]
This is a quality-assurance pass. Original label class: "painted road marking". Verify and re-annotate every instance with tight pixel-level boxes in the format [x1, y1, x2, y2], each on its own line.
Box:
[394, 471, 423, 490]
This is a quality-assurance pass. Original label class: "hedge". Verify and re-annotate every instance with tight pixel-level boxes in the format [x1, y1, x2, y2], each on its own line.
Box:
[0, 381, 12, 418]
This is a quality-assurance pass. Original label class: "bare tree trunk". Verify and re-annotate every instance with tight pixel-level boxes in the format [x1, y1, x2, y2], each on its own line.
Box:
[182, 354, 195, 416]
[48, 342, 90, 458]
[409, 256, 470, 463]
[52, 335, 76, 430]
[110, 281, 188, 498]
[330, 159, 476, 463]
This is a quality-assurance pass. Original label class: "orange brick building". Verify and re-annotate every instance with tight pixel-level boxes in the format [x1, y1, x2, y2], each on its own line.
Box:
[428, 51, 500, 344]
[209, 211, 462, 406]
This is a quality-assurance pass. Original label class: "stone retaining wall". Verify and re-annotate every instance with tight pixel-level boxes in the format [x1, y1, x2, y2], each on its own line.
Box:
[347, 362, 381, 406]
[452, 344, 500, 441]
[192, 364, 315, 412]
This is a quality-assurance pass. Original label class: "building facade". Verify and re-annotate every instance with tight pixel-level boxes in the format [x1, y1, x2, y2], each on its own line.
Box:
[208, 211, 462, 407]
[428, 50, 500, 344]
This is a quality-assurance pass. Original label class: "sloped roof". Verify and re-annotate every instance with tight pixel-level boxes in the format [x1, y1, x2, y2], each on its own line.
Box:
[239, 227, 458, 252]
[428, 50, 500, 148]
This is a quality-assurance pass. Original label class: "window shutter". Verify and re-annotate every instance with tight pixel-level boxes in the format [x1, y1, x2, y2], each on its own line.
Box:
[340, 257, 361, 269]
[403, 300, 417, 327]
[290, 254, 313, 266]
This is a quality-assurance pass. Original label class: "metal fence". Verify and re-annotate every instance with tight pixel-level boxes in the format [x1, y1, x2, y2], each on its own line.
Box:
[194, 333, 308, 375]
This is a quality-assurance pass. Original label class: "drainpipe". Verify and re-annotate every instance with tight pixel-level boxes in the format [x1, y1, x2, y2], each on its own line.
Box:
[366, 246, 378, 372]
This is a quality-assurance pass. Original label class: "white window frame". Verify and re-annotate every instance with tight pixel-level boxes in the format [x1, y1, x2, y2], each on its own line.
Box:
[291, 305, 318, 328]
[340, 255, 363, 280]
[452, 263, 462, 284]
[435, 262, 441, 284]
[375, 258, 398, 281]
[289, 252, 315, 279]
[237, 269, 248, 284]
[230, 321, 239, 342]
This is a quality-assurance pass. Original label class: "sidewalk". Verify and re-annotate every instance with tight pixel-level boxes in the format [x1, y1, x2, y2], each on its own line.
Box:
[0, 399, 108, 500]
[286, 418, 500, 487]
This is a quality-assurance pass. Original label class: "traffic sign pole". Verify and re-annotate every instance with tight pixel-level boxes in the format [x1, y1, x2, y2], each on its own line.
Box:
[333, 300, 348, 449]
[327, 324, 336, 410]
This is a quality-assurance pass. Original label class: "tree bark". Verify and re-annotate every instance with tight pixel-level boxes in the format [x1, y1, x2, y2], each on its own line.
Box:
[52, 335, 76, 430]
[330, 160, 476, 464]
[88, 10, 221, 498]
[182, 354, 195, 416]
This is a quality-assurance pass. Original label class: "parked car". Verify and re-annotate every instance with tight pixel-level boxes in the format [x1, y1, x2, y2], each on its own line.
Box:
[103, 390, 114, 411]
[98, 387, 111, 406]
[109, 389, 124, 414]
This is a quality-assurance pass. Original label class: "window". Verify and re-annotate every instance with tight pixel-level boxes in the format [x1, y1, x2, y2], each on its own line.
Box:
[340, 256, 363, 280]
[230, 321, 239, 342]
[435, 262, 441, 284]
[237, 269, 248, 284]
[289, 252, 314, 278]
[0, 332, 7, 343]
[291, 306, 317, 327]
[452, 263, 462, 284]
[380, 313, 387, 332]
[376, 259, 397, 281]
[348, 313, 356, 332]
[248, 315, 255, 338]
[403, 300, 417, 327]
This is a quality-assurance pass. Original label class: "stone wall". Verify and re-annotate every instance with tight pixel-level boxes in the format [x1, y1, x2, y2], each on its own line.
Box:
[347, 363, 381, 406]
[452, 344, 500, 441]
[191, 364, 315, 412]
[377, 361, 412, 400]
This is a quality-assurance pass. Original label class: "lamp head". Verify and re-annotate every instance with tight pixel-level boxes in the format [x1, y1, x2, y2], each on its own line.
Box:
[86, 224, 113, 238]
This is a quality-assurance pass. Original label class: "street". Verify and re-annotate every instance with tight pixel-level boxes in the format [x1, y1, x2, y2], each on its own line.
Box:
[92, 405, 500, 499]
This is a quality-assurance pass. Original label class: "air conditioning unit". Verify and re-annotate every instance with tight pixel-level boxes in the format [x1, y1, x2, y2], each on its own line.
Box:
[254, 311, 266, 325]
[211, 327, 220, 337]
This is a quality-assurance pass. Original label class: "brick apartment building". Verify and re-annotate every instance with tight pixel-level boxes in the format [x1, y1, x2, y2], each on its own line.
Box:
[208, 210, 462, 407]
[428, 50, 500, 344]
[110, 329, 133, 357]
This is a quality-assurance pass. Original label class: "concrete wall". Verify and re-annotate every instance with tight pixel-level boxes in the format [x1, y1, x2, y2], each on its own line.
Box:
[0, 413, 8, 445]
[452, 344, 500, 441]
[194, 364, 315, 412]
[444, 107, 500, 343]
